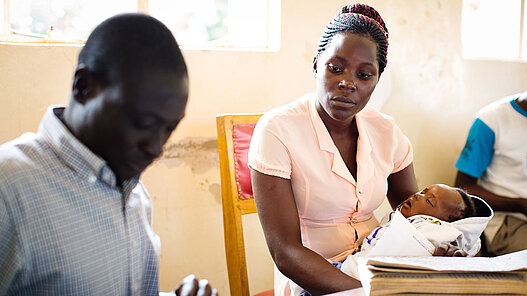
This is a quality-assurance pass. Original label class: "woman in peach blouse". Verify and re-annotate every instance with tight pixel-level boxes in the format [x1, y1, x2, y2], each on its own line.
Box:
[248, 3, 417, 295]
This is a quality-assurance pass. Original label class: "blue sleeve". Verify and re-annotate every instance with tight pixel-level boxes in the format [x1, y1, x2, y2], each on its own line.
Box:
[455, 118, 495, 178]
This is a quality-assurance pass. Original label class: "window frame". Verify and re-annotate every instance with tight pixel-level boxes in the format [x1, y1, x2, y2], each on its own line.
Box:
[462, 0, 527, 61]
[0, 0, 280, 51]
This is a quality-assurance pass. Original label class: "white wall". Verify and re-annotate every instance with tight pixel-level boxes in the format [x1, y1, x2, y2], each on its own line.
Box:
[1, 0, 526, 294]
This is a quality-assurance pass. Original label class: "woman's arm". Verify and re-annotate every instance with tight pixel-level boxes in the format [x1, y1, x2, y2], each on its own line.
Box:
[251, 169, 361, 295]
[455, 171, 527, 216]
[386, 163, 418, 209]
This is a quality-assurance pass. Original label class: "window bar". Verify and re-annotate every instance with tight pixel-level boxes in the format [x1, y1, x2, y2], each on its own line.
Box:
[265, 0, 270, 48]
[520, 0, 525, 59]
[138, 0, 148, 13]
[3, 0, 9, 37]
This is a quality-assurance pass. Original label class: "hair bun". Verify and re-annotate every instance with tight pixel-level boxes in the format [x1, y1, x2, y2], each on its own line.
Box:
[341, 3, 388, 33]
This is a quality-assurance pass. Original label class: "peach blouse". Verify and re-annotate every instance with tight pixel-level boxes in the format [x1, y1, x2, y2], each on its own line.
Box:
[248, 93, 413, 294]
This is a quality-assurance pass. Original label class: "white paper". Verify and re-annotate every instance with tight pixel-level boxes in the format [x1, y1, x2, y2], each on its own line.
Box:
[366, 211, 435, 257]
[364, 249, 527, 272]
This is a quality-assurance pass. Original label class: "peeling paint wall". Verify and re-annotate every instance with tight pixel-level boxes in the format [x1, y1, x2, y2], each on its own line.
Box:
[161, 137, 219, 174]
[1, 1, 527, 295]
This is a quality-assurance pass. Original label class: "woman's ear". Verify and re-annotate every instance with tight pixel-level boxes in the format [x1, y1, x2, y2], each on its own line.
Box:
[72, 64, 99, 104]
[312, 55, 318, 78]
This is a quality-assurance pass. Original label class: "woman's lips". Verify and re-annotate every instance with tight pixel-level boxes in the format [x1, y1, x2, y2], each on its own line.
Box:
[331, 97, 357, 108]
[332, 96, 355, 104]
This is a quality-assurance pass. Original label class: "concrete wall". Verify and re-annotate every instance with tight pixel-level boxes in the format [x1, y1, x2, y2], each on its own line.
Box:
[1, 0, 526, 294]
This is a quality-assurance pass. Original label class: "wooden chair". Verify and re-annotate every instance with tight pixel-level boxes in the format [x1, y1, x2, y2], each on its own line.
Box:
[216, 113, 273, 296]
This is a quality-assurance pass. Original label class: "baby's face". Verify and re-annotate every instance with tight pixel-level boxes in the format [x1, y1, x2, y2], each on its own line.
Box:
[397, 184, 465, 221]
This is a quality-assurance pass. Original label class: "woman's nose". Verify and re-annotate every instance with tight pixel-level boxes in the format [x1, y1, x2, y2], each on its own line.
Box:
[338, 79, 356, 90]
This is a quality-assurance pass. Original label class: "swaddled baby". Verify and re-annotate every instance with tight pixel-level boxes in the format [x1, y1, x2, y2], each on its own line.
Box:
[291, 184, 493, 296]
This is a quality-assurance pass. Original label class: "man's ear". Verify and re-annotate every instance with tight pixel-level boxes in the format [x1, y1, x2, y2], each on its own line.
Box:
[72, 64, 99, 104]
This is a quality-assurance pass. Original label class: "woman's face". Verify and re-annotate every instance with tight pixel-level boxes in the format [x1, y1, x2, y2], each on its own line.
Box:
[314, 33, 379, 125]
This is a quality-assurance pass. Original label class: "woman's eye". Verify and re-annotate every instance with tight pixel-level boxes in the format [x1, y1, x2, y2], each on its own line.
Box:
[327, 64, 343, 73]
[426, 199, 434, 206]
[358, 72, 373, 80]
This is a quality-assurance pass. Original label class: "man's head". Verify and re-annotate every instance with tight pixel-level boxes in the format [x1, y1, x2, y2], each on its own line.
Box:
[398, 184, 476, 222]
[63, 13, 189, 185]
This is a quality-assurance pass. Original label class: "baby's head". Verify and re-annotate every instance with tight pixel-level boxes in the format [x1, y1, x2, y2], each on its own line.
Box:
[397, 184, 476, 222]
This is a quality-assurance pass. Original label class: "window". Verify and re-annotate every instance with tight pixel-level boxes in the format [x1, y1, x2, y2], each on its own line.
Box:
[0, 0, 280, 50]
[1, 3, 4, 35]
[462, 0, 527, 60]
[7, 0, 136, 42]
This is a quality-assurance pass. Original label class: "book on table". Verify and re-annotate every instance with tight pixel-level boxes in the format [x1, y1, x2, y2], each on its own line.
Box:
[357, 249, 527, 295]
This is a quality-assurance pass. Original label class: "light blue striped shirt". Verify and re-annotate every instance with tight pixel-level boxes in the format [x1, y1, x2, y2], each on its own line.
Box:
[0, 107, 161, 295]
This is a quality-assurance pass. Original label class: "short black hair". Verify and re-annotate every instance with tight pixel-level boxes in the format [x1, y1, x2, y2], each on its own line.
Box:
[450, 187, 476, 222]
[315, 3, 389, 75]
[78, 13, 187, 87]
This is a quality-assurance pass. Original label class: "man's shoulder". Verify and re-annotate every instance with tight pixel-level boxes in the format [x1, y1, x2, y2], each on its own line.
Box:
[478, 96, 517, 118]
[476, 95, 523, 130]
[0, 132, 48, 181]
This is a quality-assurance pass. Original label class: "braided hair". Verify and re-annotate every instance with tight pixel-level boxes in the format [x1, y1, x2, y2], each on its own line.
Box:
[315, 3, 389, 75]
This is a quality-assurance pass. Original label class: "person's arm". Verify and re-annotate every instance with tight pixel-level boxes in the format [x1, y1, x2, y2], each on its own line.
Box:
[454, 171, 527, 216]
[386, 163, 418, 209]
[452, 115, 527, 214]
[251, 169, 361, 295]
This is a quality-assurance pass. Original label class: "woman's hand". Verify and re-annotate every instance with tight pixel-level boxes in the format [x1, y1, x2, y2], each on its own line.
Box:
[174, 274, 218, 296]
[432, 242, 467, 257]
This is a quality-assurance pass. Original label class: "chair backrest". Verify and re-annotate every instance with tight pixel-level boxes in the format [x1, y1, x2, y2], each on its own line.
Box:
[216, 113, 263, 296]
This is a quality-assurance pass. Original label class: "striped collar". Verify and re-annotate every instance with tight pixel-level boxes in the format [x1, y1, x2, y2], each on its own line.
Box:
[38, 106, 138, 190]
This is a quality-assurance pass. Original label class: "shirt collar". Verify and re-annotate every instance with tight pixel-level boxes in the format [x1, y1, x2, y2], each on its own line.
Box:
[307, 94, 372, 154]
[307, 94, 374, 184]
[38, 106, 138, 190]
[511, 97, 527, 118]
[308, 94, 335, 153]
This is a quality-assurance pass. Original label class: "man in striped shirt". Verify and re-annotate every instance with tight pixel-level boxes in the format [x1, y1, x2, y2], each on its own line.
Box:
[0, 13, 215, 296]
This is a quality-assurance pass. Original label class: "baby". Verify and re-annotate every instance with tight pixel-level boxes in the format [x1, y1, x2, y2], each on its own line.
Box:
[359, 184, 479, 257]
[291, 184, 493, 296]
[398, 184, 475, 222]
